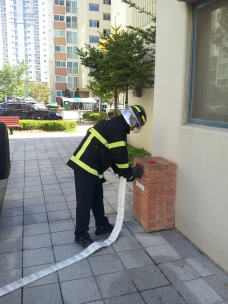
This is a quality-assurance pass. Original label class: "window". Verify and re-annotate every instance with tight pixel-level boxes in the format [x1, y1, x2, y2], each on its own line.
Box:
[89, 20, 99, 28]
[66, 1, 77, 13]
[67, 47, 78, 59]
[55, 61, 66, 67]
[66, 16, 77, 29]
[103, 13, 110, 21]
[54, 15, 65, 22]
[54, 30, 65, 37]
[103, 0, 111, 4]
[67, 31, 77, 44]
[103, 29, 111, 36]
[56, 76, 67, 82]
[68, 76, 79, 89]
[56, 90, 65, 97]
[89, 4, 99, 11]
[67, 62, 78, 74]
[90, 36, 99, 43]
[54, 0, 64, 5]
[8, 104, 22, 109]
[55, 45, 66, 52]
[189, 0, 228, 127]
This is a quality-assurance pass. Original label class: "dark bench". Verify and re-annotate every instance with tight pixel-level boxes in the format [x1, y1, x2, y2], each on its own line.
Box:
[0, 116, 20, 135]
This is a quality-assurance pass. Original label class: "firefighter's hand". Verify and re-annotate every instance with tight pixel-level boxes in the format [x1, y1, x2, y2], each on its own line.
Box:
[127, 171, 135, 182]
[132, 167, 142, 179]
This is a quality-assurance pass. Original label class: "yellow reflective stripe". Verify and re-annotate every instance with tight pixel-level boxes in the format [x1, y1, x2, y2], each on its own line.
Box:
[116, 163, 129, 169]
[109, 141, 126, 149]
[142, 115, 145, 123]
[89, 128, 109, 148]
[70, 155, 104, 179]
[76, 133, 94, 160]
[134, 106, 141, 112]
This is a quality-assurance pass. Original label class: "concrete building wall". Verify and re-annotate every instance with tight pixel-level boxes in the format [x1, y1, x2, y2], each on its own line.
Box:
[153, 0, 228, 272]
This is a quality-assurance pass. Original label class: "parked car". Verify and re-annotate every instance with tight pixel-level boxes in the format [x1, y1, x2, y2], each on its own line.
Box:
[0, 102, 62, 120]
[93, 104, 107, 112]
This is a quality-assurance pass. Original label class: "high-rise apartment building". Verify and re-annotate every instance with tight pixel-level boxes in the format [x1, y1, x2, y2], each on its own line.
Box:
[47, 0, 111, 104]
[0, 0, 48, 83]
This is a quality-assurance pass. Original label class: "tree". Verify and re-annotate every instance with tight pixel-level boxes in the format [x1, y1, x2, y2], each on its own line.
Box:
[74, 88, 80, 98]
[63, 88, 71, 98]
[89, 81, 114, 113]
[0, 61, 29, 101]
[76, 26, 155, 115]
[28, 82, 51, 103]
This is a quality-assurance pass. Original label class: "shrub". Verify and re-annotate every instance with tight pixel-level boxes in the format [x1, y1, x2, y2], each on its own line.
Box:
[82, 112, 108, 122]
[19, 120, 77, 132]
[127, 144, 151, 167]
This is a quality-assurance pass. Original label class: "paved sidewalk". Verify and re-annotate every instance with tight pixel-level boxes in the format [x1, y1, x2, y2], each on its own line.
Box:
[0, 133, 227, 304]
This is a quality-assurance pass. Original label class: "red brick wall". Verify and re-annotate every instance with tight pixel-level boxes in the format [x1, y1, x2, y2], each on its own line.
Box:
[133, 157, 177, 232]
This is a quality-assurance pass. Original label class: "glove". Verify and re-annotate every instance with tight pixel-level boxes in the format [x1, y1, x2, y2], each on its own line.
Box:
[132, 167, 142, 179]
[127, 171, 135, 182]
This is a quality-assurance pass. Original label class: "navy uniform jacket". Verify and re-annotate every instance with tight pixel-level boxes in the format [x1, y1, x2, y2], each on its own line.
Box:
[67, 115, 133, 183]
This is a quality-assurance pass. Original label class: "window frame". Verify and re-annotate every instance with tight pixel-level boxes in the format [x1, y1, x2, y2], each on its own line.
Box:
[188, 0, 228, 129]
[90, 36, 99, 43]
[103, 13, 111, 21]
[89, 3, 99, 11]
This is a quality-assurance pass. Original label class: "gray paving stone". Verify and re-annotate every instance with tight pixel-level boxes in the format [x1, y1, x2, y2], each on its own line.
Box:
[60, 182, 75, 189]
[158, 259, 200, 284]
[112, 235, 142, 252]
[24, 190, 43, 199]
[104, 204, 115, 214]
[23, 283, 63, 304]
[46, 202, 68, 212]
[117, 224, 131, 237]
[0, 226, 23, 240]
[64, 193, 76, 202]
[47, 209, 71, 222]
[89, 253, 124, 275]
[123, 210, 135, 222]
[141, 286, 186, 304]
[103, 184, 116, 190]
[24, 212, 48, 225]
[0, 268, 22, 288]
[61, 277, 101, 304]
[125, 221, 145, 234]
[91, 245, 115, 257]
[61, 187, 75, 195]
[103, 189, 118, 197]
[24, 204, 46, 215]
[42, 183, 60, 191]
[23, 263, 58, 288]
[23, 247, 55, 267]
[127, 265, 170, 291]
[134, 232, 167, 247]
[0, 237, 22, 254]
[25, 172, 40, 177]
[24, 222, 50, 237]
[23, 234, 52, 250]
[45, 195, 65, 204]
[41, 178, 58, 185]
[117, 249, 154, 269]
[58, 259, 93, 282]
[0, 207, 23, 218]
[1, 199, 23, 210]
[96, 271, 137, 298]
[69, 208, 76, 218]
[0, 289, 21, 304]
[0, 251, 22, 270]
[186, 255, 222, 277]
[25, 176, 41, 183]
[24, 197, 45, 206]
[175, 278, 223, 304]
[6, 182, 24, 189]
[204, 272, 228, 301]
[51, 230, 74, 246]
[170, 240, 201, 259]
[159, 229, 187, 243]
[3, 193, 23, 201]
[5, 187, 23, 195]
[43, 189, 63, 197]
[146, 243, 182, 264]
[24, 185, 43, 193]
[49, 219, 75, 233]
[0, 216, 23, 228]
[104, 293, 145, 304]
[112, 202, 133, 213]
[53, 243, 83, 262]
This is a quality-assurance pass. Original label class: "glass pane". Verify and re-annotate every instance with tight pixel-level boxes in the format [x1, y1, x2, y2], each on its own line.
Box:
[72, 1, 77, 8]
[67, 31, 71, 38]
[54, 30, 59, 36]
[191, 1, 228, 124]
[73, 32, 77, 38]
[54, 15, 59, 21]
[67, 47, 72, 53]
[60, 15, 64, 21]
[66, 1, 70, 7]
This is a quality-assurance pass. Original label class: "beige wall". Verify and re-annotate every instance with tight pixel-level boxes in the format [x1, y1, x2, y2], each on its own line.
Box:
[153, 0, 228, 272]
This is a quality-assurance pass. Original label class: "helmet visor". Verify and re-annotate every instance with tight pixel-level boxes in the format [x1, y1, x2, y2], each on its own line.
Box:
[132, 125, 143, 133]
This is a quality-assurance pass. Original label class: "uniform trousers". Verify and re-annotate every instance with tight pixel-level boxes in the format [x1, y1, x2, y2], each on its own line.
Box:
[74, 171, 108, 236]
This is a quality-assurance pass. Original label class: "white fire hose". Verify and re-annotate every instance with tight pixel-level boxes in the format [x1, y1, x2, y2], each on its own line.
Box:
[0, 177, 127, 297]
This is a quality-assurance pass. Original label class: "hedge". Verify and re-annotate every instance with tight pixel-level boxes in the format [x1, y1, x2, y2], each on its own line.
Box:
[82, 112, 108, 122]
[19, 120, 77, 131]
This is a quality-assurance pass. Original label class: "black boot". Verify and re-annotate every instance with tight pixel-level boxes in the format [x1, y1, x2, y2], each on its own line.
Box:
[95, 222, 114, 235]
[75, 231, 94, 248]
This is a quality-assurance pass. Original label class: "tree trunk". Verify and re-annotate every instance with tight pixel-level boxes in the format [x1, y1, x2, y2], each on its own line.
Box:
[99, 98, 102, 114]
[114, 90, 117, 116]
[125, 84, 128, 105]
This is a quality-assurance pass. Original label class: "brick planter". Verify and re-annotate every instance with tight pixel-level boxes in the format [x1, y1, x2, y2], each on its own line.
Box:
[133, 157, 177, 232]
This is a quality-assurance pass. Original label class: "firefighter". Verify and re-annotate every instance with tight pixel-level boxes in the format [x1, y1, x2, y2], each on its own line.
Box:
[67, 105, 147, 247]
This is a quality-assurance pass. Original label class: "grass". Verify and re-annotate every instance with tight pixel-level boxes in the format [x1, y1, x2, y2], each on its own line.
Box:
[127, 144, 151, 167]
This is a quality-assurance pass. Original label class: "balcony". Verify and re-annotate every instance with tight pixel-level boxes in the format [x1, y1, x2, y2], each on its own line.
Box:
[67, 38, 78, 44]
[68, 83, 79, 89]
[66, 22, 77, 29]
[66, 7, 77, 14]
[67, 53, 78, 59]
[67, 68, 78, 74]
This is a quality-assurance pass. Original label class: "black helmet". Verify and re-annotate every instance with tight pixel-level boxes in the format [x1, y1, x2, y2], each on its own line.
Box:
[121, 105, 147, 133]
